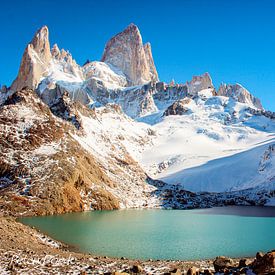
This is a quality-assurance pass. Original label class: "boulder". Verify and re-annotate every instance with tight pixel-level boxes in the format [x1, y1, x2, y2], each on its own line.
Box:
[187, 266, 198, 275]
[213, 256, 234, 272]
[132, 264, 143, 273]
[238, 258, 248, 268]
[251, 251, 275, 274]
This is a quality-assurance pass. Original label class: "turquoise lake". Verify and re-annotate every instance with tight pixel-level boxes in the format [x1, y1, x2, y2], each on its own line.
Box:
[20, 206, 275, 260]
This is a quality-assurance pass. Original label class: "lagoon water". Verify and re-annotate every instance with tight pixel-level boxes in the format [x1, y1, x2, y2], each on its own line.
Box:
[20, 206, 275, 260]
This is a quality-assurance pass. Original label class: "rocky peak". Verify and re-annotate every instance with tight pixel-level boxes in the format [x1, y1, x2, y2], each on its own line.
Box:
[217, 83, 263, 109]
[30, 25, 51, 62]
[101, 23, 158, 86]
[186, 72, 214, 96]
[51, 43, 61, 59]
[143, 42, 159, 83]
[11, 26, 52, 92]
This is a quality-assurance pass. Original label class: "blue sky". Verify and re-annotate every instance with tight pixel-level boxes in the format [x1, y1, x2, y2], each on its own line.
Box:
[0, 0, 275, 110]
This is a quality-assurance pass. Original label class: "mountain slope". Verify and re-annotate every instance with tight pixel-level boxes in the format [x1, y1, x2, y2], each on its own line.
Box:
[140, 93, 275, 195]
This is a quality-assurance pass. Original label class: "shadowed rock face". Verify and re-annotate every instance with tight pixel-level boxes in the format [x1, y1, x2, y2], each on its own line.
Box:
[101, 23, 158, 86]
[217, 83, 263, 109]
[11, 26, 51, 92]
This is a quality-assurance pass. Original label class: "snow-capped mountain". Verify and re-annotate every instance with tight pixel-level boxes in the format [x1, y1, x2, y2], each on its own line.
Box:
[0, 24, 274, 215]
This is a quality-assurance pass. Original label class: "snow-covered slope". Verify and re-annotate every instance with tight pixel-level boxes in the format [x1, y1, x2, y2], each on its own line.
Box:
[140, 94, 275, 194]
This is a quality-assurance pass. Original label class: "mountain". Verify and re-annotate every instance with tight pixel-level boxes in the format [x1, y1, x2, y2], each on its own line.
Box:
[11, 26, 52, 92]
[101, 23, 159, 86]
[0, 24, 274, 216]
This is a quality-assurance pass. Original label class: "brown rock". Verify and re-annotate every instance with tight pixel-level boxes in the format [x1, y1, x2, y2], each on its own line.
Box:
[187, 266, 197, 275]
[213, 256, 234, 272]
[238, 258, 247, 268]
[132, 264, 143, 273]
[164, 268, 182, 275]
[252, 251, 275, 274]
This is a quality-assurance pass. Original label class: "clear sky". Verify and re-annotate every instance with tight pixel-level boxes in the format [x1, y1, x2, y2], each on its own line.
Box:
[0, 0, 275, 110]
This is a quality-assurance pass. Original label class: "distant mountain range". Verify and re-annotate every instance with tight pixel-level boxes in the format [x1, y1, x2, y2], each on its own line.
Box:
[0, 24, 274, 216]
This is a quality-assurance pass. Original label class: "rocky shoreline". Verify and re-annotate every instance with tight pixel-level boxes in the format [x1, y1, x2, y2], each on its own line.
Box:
[0, 216, 274, 274]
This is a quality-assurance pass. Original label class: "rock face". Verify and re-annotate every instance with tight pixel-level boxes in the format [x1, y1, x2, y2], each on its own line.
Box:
[186, 72, 214, 96]
[217, 83, 263, 109]
[11, 26, 51, 92]
[143, 42, 159, 83]
[101, 23, 159, 86]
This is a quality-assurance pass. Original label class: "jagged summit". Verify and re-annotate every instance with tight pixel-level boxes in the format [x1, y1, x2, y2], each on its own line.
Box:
[186, 72, 214, 96]
[101, 23, 159, 85]
[11, 25, 52, 92]
[7, 24, 265, 116]
[217, 83, 263, 109]
[30, 25, 51, 61]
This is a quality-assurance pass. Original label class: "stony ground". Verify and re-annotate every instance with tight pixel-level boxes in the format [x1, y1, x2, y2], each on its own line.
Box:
[3, 215, 274, 275]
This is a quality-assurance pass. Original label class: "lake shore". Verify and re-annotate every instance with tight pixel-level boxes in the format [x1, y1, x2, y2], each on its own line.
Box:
[1, 215, 274, 274]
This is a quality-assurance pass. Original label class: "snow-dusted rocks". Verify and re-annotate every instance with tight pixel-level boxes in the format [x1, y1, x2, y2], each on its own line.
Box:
[186, 72, 214, 96]
[163, 98, 192, 116]
[0, 88, 124, 215]
[83, 61, 127, 88]
[101, 23, 159, 86]
[217, 83, 263, 109]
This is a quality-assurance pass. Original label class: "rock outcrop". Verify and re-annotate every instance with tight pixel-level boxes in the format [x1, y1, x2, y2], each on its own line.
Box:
[163, 98, 192, 116]
[11, 26, 52, 92]
[186, 72, 214, 96]
[101, 23, 158, 86]
[217, 83, 263, 109]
